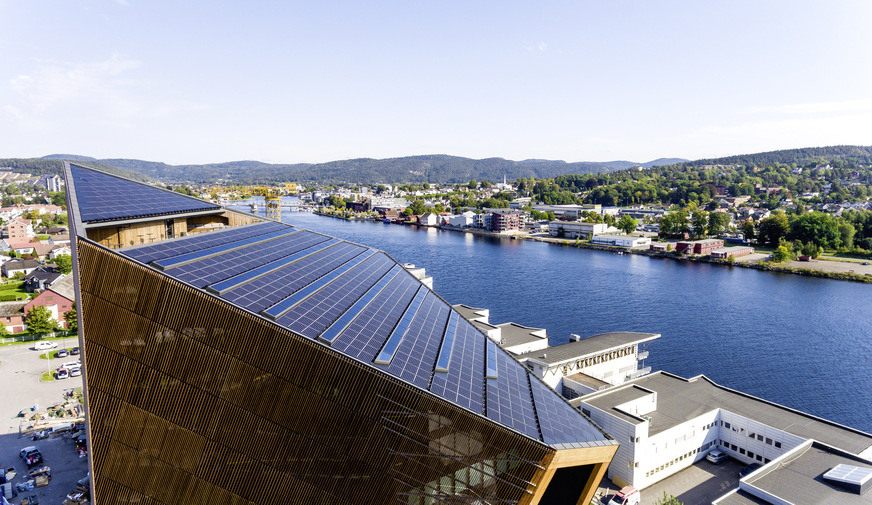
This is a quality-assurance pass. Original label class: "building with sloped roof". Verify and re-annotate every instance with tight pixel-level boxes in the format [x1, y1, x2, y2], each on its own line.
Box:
[64, 163, 618, 505]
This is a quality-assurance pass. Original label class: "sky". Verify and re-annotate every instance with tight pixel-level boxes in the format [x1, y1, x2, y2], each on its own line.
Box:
[2, 0, 871, 166]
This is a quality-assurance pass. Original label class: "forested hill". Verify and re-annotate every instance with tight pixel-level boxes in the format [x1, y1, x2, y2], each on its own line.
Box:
[35, 154, 687, 185]
[0, 157, 151, 182]
[686, 145, 872, 168]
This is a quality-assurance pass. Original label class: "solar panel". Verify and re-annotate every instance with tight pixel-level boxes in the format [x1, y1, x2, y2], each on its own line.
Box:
[262, 249, 378, 319]
[530, 375, 605, 445]
[152, 229, 297, 270]
[220, 242, 367, 314]
[317, 264, 403, 344]
[70, 164, 221, 223]
[486, 350, 540, 440]
[428, 318, 485, 414]
[172, 231, 332, 288]
[279, 255, 397, 339]
[330, 272, 420, 362]
[384, 293, 450, 389]
[122, 221, 287, 264]
[207, 238, 342, 294]
[434, 312, 459, 373]
[374, 287, 427, 365]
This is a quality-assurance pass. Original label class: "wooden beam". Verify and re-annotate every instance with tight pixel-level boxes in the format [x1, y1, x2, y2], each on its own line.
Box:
[525, 444, 618, 505]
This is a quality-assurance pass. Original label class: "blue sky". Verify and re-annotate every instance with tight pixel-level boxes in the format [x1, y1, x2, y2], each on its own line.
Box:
[2, 0, 871, 165]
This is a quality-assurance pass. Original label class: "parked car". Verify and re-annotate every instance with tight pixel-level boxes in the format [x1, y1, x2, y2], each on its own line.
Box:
[56, 348, 69, 358]
[740, 463, 762, 477]
[61, 360, 80, 369]
[19, 446, 43, 466]
[706, 449, 727, 464]
[56, 367, 69, 380]
[71, 346, 80, 355]
[34, 341, 58, 351]
[69, 365, 81, 377]
[609, 485, 640, 505]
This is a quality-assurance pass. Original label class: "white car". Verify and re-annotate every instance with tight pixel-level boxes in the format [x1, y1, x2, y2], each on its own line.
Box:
[69, 365, 81, 377]
[56, 367, 69, 380]
[61, 360, 81, 369]
[34, 341, 58, 351]
[706, 449, 727, 464]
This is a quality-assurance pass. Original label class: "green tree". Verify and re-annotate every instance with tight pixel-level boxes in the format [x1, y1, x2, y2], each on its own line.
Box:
[742, 219, 756, 241]
[788, 212, 839, 249]
[838, 222, 856, 250]
[654, 492, 684, 505]
[64, 304, 77, 333]
[480, 180, 491, 189]
[54, 254, 73, 274]
[707, 211, 731, 236]
[757, 212, 790, 247]
[327, 195, 346, 209]
[26, 305, 58, 335]
[422, 183, 430, 190]
[617, 215, 638, 235]
[772, 244, 793, 263]
[691, 210, 709, 238]
[467, 180, 477, 190]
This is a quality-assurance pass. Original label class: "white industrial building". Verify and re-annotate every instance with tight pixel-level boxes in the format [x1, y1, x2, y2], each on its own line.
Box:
[590, 234, 652, 248]
[574, 371, 872, 491]
[516, 332, 659, 397]
[452, 304, 549, 355]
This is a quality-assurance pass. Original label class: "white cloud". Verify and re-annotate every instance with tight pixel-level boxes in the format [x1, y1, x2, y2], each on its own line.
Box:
[538, 42, 547, 51]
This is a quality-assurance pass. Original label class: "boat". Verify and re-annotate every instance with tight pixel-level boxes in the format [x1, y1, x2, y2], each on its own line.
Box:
[249, 203, 258, 213]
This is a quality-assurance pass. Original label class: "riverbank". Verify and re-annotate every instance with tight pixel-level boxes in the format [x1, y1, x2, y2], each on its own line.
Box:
[406, 222, 872, 284]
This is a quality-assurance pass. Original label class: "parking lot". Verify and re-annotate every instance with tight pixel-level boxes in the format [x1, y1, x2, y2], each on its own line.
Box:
[0, 340, 89, 504]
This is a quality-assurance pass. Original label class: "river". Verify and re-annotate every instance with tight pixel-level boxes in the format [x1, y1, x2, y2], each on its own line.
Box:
[237, 203, 872, 433]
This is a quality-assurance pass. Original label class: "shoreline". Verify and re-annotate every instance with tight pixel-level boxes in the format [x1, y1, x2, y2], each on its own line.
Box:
[408, 222, 872, 284]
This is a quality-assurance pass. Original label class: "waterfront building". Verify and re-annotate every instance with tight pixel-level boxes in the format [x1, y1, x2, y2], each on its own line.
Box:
[474, 212, 493, 230]
[491, 209, 522, 233]
[452, 305, 549, 356]
[420, 212, 438, 226]
[548, 221, 617, 240]
[711, 246, 754, 259]
[676, 239, 724, 255]
[590, 235, 651, 248]
[575, 371, 872, 491]
[64, 163, 618, 505]
[516, 332, 660, 398]
[447, 211, 475, 228]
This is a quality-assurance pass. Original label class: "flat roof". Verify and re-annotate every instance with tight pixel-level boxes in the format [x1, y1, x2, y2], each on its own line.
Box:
[451, 304, 489, 322]
[496, 322, 547, 348]
[517, 332, 660, 366]
[716, 442, 872, 505]
[565, 372, 610, 391]
[580, 372, 872, 456]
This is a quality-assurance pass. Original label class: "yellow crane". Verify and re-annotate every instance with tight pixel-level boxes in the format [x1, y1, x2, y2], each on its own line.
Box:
[251, 187, 282, 221]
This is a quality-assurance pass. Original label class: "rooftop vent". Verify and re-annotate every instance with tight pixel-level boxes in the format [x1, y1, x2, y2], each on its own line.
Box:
[823, 464, 872, 495]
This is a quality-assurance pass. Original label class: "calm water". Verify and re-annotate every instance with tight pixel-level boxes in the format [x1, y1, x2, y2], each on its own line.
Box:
[241, 204, 872, 433]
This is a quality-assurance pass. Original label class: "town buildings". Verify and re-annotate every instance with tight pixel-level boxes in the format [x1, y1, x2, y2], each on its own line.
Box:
[64, 163, 618, 505]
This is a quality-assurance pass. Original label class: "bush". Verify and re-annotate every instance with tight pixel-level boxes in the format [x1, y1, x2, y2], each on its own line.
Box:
[0, 293, 23, 302]
[0, 282, 24, 292]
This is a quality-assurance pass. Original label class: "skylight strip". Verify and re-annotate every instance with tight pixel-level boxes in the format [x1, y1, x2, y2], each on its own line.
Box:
[153, 229, 298, 270]
[261, 249, 377, 319]
[206, 238, 342, 294]
[434, 312, 460, 373]
[374, 287, 428, 365]
[486, 339, 499, 379]
[318, 265, 403, 344]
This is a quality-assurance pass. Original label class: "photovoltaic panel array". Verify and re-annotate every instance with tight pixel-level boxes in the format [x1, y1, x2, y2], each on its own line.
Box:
[171, 231, 332, 288]
[152, 229, 297, 270]
[123, 221, 288, 264]
[429, 318, 485, 414]
[384, 292, 450, 390]
[317, 264, 403, 344]
[70, 163, 221, 224]
[486, 350, 540, 441]
[375, 287, 428, 365]
[530, 377, 606, 445]
[278, 255, 397, 339]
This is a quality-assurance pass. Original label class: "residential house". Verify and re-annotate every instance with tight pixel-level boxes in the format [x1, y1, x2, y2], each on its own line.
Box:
[2, 258, 40, 278]
[24, 268, 64, 292]
[0, 301, 27, 333]
[419, 212, 438, 226]
[25, 274, 75, 329]
[6, 218, 34, 241]
[49, 245, 72, 260]
[48, 234, 70, 245]
[447, 211, 475, 228]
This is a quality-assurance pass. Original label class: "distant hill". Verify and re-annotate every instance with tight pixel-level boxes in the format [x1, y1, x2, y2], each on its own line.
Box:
[686, 145, 872, 168]
[34, 154, 688, 185]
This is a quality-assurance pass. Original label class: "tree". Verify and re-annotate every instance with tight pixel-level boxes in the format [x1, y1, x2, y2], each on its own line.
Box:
[838, 222, 856, 250]
[467, 180, 477, 190]
[617, 215, 638, 235]
[654, 492, 684, 505]
[772, 244, 793, 263]
[708, 211, 731, 236]
[327, 195, 346, 209]
[691, 210, 709, 238]
[26, 305, 58, 335]
[480, 180, 491, 189]
[54, 254, 73, 274]
[788, 212, 839, 249]
[64, 304, 77, 333]
[742, 219, 756, 241]
[757, 212, 790, 247]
